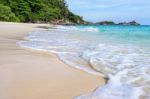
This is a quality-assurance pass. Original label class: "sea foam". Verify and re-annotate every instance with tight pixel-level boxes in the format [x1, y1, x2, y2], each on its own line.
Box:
[17, 26, 150, 99]
[56, 25, 99, 32]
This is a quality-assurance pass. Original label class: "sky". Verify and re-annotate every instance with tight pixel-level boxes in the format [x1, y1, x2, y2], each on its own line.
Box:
[66, 0, 150, 25]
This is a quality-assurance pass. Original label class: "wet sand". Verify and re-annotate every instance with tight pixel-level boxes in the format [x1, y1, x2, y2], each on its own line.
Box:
[0, 22, 105, 99]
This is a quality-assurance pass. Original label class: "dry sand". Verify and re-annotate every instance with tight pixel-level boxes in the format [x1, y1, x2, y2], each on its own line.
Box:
[0, 22, 105, 99]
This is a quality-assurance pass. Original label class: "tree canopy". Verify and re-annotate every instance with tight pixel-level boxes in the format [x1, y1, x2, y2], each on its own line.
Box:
[0, 0, 84, 24]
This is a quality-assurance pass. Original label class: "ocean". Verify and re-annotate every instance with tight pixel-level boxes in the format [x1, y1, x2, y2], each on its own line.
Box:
[18, 25, 150, 99]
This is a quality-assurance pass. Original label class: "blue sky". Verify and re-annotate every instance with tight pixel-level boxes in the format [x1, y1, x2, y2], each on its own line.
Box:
[66, 0, 150, 25]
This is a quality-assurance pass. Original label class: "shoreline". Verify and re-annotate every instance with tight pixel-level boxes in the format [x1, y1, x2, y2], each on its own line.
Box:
[0, 22, 105, 99]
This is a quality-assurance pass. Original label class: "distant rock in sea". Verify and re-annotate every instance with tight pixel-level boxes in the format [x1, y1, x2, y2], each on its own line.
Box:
[117, 21, 140, 26]
[84, 20, 140, 26]
[96, 21, 115, 25]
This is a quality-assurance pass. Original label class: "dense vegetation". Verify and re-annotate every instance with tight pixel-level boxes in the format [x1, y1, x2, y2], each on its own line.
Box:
[96, 21, 115, 25]
[0, 0, 84, 24]
[95, 21, 140, 25]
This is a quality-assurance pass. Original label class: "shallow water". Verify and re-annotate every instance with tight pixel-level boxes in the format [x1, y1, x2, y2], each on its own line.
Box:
[18, 25, 150, 99]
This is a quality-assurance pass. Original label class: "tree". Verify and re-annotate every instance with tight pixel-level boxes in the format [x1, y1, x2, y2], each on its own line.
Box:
[0, 0, 84, 24]
[0, 4, 19, 22]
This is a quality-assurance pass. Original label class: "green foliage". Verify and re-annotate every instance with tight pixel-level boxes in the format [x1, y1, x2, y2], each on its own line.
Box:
[68, 12, 84, 23]
[0, 0, 84, 24]
[0, 4, 19, 22]
[96, 21, 115, 25]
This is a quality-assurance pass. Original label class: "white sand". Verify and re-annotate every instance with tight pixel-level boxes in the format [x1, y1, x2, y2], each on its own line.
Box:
[0, 22, 105, 99]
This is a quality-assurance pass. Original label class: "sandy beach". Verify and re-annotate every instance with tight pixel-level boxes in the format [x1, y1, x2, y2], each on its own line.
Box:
[0, 22, 105, 99]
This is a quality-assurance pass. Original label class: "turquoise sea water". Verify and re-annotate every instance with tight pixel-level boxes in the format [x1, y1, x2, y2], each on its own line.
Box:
[18, 25, 150, 99]
[75, 25, 150, 48]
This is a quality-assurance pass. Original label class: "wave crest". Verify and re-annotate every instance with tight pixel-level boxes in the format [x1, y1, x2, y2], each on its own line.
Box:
[56, 25, 99, 32]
